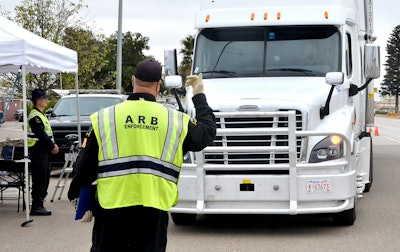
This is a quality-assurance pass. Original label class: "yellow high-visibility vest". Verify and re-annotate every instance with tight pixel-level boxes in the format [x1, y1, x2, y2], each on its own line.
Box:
[91, 100, 189, 211]
[27, 109, 54, 147]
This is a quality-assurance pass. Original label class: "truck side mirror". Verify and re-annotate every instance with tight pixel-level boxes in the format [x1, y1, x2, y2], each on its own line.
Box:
[325, 72, 344, 85]
[45, 108, 53, 118]
[164, 49, 178, 76]
[364, 44, 380, 79]
[164, 75, 183, 89]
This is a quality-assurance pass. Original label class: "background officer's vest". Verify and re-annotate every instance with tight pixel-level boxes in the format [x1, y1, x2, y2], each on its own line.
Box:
[91, 100, 189, 211]
[27, 108, 54, 147]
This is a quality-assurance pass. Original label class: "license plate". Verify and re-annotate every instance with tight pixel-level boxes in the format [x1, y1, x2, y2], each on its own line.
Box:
[306, 179, 332, 193]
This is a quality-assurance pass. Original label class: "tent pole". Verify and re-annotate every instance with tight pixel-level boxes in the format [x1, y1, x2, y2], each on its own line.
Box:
[75, 74, 82, 146]
[21, 66, 33, 227]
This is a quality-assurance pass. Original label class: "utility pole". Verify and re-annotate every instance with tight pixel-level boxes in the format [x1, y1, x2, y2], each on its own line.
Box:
[116, 0, 123, 94]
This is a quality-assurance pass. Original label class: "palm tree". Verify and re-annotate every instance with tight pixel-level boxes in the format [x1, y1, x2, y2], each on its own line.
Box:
[179, 34, 195, 76]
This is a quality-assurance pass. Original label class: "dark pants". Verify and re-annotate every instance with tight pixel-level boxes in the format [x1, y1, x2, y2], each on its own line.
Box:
[91, 205, 169, 252]
[29, 146, 51, 204]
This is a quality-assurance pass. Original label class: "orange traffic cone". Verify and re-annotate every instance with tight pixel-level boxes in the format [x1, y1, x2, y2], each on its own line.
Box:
[368, 127, 373, 133]
[374, 126, 380, 136]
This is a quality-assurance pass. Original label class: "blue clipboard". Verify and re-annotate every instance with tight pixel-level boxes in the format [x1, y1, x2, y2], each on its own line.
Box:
[75, 185, 95, 220]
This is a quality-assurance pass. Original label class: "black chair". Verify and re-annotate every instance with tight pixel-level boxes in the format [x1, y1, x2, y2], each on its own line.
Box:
[0, 159, 25, 212]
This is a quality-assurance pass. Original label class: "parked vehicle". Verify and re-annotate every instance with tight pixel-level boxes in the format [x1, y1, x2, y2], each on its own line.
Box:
[165, 0, 380, 226]
[0, 110, 5, 126]
[14, 109, 23, 122]
[47, 92, 127, 168]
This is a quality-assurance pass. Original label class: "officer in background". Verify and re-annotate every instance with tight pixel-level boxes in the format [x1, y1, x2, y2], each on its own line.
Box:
[68, 58, 216, 251]
[28, 88, 59, 215]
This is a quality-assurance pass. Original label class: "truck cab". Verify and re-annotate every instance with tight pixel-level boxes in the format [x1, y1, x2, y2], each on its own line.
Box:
[166, 0, 380, 226]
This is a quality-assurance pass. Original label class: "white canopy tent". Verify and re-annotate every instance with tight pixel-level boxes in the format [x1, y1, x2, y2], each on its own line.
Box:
[0, 16, 79, 226]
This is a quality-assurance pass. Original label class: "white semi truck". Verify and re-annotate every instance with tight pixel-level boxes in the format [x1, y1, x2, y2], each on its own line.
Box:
[165, 0, 380, 226]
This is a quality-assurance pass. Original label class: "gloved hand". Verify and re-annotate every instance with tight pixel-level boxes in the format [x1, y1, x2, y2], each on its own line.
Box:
[185, 73, 204, 95]
[78, 210, 93, 223]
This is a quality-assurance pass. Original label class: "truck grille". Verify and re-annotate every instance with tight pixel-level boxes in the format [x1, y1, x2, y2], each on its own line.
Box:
[205, 110, 303, 165]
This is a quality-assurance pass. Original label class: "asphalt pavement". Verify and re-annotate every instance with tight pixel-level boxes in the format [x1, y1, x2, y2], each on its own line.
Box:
[0, 177, 93, 251]
[0, 120, 24, 143]
[1, 121, 92, 251]
[1, 116, 399, 251]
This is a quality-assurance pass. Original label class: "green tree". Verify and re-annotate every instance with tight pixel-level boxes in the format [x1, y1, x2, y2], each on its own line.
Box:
[14, 0, 86, 43]
[101, 32, 150, 93]
[10, 0, 86, 95]
[179, 34, 195, 76]
[62, 27, 109, 90]
[382, 25, 400, 113]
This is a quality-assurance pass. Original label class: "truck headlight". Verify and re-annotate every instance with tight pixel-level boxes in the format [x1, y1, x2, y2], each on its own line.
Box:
[309, 135, 343, 163]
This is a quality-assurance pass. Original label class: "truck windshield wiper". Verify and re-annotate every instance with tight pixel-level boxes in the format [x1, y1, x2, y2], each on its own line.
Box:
[266, 68, 317, 76]
[201, 70, 238, 78]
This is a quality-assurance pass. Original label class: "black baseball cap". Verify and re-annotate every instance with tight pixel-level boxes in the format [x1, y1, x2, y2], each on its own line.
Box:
[134, 59, 162, 82]
[31, 88, 49, 101]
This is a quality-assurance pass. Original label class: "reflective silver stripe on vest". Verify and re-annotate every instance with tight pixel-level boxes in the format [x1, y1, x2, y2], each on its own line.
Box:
[98, 108, 109, 160]
[98, 155, 180, 183]
[161, 109, 184, 163]
[98, 106, 118, 160]
[98, 155, 180, 173]
[108, 107, 118, 158]
[98, 167, 178, 183]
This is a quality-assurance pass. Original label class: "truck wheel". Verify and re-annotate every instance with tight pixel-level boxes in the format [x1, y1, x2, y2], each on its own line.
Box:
[171, 213, 197, 225]
[333, 207, 356, 226]
[364, 137, 373, 192]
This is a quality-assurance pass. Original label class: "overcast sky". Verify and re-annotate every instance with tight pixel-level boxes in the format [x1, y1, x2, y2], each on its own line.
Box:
[1, 0, 399, 85]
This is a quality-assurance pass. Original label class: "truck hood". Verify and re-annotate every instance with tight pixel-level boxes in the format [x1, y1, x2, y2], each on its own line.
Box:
[202, 77, 331, 111]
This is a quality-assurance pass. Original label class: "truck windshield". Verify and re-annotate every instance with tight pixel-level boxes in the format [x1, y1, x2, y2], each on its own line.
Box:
[193, 26, 340, 78]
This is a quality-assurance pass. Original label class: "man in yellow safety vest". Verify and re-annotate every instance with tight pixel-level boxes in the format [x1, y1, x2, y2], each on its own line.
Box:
[28, 88, 59, 215]
[68, 59, 216, 251]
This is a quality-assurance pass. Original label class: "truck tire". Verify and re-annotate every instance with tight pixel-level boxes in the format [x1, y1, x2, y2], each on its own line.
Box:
[171, 213, 197, 225]
[364, 137, 373, 192]
[333, 207, 356, 226]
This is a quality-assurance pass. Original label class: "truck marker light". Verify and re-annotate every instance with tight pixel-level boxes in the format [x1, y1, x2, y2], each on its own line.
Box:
[264, 12, 268, 20]
[324, 11, 329, 19]
[205, 14, 210, 23]
[277, 12, 281, 20]
[330, 135, 341, 145]
[251, 12, 255, 21]
[243, 179, 252, 184]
